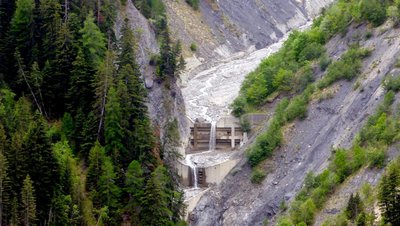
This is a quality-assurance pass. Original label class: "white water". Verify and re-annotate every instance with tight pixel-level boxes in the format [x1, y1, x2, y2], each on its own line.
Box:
[209, 121, 216, 151]
[185, 154, 198, 188]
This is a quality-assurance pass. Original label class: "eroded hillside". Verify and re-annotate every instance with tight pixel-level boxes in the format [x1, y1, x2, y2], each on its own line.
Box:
[190, 15, 400, 226]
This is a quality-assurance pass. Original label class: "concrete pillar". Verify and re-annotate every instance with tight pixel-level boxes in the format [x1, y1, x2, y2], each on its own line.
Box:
[231, 126, 235, 149]
[194, 123, 198, 150]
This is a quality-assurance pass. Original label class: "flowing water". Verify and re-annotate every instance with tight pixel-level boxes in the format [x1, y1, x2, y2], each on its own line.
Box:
[209, 121, 216, 151]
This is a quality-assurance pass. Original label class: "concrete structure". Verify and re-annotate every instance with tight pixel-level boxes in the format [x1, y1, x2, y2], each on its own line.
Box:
[189, 116, 244, 151]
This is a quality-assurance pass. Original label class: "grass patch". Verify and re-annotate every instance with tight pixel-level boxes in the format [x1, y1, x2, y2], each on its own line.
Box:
[251, 168, 266, 184]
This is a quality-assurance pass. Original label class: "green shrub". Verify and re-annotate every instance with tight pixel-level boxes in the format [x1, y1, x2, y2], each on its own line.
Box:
[284, 96, 308, 122]
[366, 147, 386, 168]
[240, 116, 251, 133]
[319, 54, 332, 71]
[276, 217, 293, 226]
[250, 168, 266, 184]
[332, 149, 353, 182]
[247, 118, 282, 167]
[360, 0, 387, 26]
[383, 75, 400, 92]
[231, 97, 246, 117]
[190, 42, 197, 52]
[318, 47, 370, 89]
[185, 0, 199, 10]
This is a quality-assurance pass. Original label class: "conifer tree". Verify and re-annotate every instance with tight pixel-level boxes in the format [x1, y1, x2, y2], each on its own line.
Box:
[10, 0, 35, 67]
[104, 86, 124, 165]
[0, 153, 10, 226]
[87, 141, 106, 192]
[345, 193, 363, 220]
[94, 50, 116, 140]
[98, 157, 120, 210]
[21, 175, 36, 226]
[125, 160, 144, 213]
[140, 166, 173, 226]
[379, 163, 400, 225]
[79, 12, 106, 67]
[22, 118, 59, 222]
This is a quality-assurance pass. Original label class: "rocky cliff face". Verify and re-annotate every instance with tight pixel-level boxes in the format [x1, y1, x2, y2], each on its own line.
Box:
[165, 0, 334, 60]
[189, 21, 400, 226]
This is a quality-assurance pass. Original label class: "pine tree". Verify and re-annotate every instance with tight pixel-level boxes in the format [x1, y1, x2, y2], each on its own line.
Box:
[87, 141, 106, 192]
[0, 153, 10, 226]
[379, 163, 400, 225]
[21, 175, 36, 226]
[67, 49, 96, 116]
[104, 86, 124, 165]
[98, 157, 121, 210]
[22, 118, 59, 222]
[125, 160, 144, 224]
[94, 50, 116, 140]
[79, 12, 106, 67]
[345, 193, 363, 220]
[10, 0, 35, 68]
[140, 166, 173, 226]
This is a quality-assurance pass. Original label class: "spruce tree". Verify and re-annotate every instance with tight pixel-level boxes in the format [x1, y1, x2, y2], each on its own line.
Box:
[79, 11, 106, 67]
[0, 153, 10, 226]
[10, 0, 35, 68]
[98, 157, 121, 211]
[94, 50, 116, 140]
[379, 163, 400, 225]
[345, 193, 363, 220]
[125, 160, 144, 224]
[87, 141, 106, 192]
[21, 175, 36, 226]
[140, 166, 173, 226]
[22, 118, 59, 222]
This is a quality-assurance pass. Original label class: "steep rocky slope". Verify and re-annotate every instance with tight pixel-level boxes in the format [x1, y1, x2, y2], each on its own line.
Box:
[190, 22, 400, 226]
[165, 0, 334, 61]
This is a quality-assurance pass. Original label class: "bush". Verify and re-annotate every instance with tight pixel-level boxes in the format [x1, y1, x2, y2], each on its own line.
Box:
[240, 116, 251, 133]
[383, 75, 400, 92]
[366, 147, 386, 168]
[332, 149, 353, 182]
[284, 96, 308, 122]
[360, 0, 387, 26]
[185, 0, 199, 10]
[319, 54, 332, 71]
[250, 168, 266, 184]
[231, 97, 246, 117]
[318, 47, 369, 89]
[190, 42, 197, 52]
[247, 118, 282, 167]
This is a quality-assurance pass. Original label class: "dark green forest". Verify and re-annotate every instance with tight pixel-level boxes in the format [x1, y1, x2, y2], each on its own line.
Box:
[0, 0, 186, 225]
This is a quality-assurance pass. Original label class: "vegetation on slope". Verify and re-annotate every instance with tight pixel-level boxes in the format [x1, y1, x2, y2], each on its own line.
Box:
[0, 0, 186, 225]
[276, 89, 400, 225]
[233, 0, 400, 179]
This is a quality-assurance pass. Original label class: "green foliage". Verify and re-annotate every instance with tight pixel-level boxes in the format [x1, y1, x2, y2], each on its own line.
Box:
[378, 160, 400, 225]
[240, 116, 251, 133]
[186, 0, 199, 10]
[383, 75, 400, 92]
[345, 193, 364, 220]
[247, 117, 282, 167]
[79, 12, 106, 67]
[318, 47, 370, 89]
[360, 0, 387, 26]
[290, 198, 316, 225]
[190, 42, 197, 51]
[250, 168, 266, 184]
[21, 175, 36, 226]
